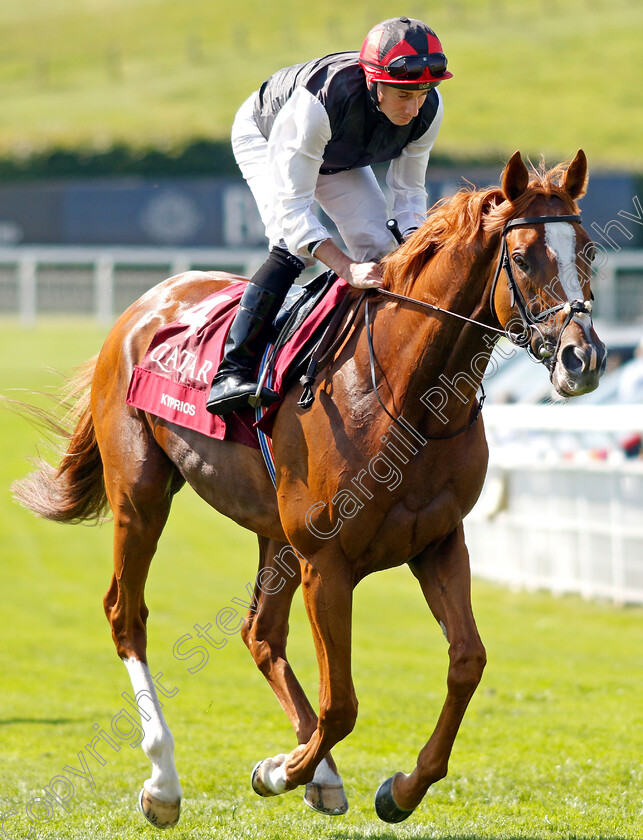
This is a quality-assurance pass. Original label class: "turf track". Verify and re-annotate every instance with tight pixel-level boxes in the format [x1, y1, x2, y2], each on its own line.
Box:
[1, 320, 642, 839]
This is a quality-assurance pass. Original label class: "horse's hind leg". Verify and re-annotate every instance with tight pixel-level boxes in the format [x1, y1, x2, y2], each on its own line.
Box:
[375, 524, 486, 823]
[242, 538, 348, 815]
[100, 417, 184, 829]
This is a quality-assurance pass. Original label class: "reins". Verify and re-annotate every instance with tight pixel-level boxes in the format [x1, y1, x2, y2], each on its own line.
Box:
[364, 295, 486, 441]
[376, 288, 507, 335]
[361, 212, 589, 440]
[297, 213, 592, 443]
[377, 213, 586, 343]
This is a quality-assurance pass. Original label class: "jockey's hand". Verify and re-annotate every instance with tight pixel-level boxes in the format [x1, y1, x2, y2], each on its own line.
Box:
[311, 239, 384, 289]
[346, 261, 384, 289]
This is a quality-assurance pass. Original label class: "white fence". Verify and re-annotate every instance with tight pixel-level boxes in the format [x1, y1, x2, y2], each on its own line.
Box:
[594, 248, 643, 323]
[467, 405, 643, 604]
[0, 245, 267, 325]
[1, 245, 643, 325]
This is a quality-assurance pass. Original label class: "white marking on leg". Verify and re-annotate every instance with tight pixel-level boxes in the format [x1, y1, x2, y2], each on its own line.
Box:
[312, 758, 343, 787]
[262, 754, 288, 793]
[123, 658, 182, 802]
[545, 222, 581, 299]
[305, 757, 349, 815]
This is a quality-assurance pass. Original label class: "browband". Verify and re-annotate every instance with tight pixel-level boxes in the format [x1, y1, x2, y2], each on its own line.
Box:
[503, 214, 582, 231]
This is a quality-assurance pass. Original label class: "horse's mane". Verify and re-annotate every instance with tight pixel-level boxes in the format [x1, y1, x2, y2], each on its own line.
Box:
[382, 159, 581, 295]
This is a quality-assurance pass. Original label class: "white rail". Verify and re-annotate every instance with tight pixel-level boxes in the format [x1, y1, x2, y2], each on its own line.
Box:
[594, 248, 643, 322]
[468, 405, 643, 605]
[0, 245, 267, 325]
[1, 245, 643, 325]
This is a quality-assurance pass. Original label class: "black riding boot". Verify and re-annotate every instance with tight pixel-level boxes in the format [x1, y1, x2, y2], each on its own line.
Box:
[206, 248, 304, 415]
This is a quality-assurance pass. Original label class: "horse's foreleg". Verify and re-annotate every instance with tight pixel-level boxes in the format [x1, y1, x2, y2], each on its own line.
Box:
[102, 459, 182, 829]
[251, 554, 356, 807]
[242, 538, 348, 815]
[375, 525, 486, 823]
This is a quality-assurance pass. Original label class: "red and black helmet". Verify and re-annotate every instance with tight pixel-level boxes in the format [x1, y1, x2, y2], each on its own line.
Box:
[359, 17, 452, 90]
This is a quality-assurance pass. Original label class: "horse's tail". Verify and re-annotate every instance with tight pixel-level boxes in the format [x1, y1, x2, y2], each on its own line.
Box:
[11, 356, 109, 524]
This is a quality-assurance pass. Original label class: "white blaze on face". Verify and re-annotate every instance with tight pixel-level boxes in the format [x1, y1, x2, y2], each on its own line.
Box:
[544, 222, 582, 299]
[545, 221, 598, 371]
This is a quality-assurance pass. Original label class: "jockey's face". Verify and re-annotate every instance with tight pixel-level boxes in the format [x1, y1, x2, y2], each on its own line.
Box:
[377, 84, 428, 125]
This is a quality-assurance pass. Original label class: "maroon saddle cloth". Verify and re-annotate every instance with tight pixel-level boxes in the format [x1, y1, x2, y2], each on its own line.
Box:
[126, 278, 351, 448]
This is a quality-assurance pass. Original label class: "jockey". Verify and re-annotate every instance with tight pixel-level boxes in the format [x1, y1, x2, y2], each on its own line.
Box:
[206, 16, 452, 415]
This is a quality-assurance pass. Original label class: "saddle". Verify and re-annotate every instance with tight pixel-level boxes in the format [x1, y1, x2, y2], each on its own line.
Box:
[273, 270, 337, 340]
[126, 271, 356, 449]
[258, 270, 360, 410]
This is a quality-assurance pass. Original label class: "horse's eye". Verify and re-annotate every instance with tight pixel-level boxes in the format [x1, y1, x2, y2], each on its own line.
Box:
[512, 253, 528, 270]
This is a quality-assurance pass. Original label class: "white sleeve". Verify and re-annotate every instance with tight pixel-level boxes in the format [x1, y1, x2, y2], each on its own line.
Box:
[266, 87, 333, 258]
[385, 90, 444, 236]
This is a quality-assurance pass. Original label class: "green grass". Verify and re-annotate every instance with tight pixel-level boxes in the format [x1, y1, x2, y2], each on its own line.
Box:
[0, 0, 642, 168]
[1, 320, 642, 839]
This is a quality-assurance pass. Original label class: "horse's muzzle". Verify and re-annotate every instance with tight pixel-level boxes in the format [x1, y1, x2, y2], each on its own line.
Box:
[550, 324, 607, 397]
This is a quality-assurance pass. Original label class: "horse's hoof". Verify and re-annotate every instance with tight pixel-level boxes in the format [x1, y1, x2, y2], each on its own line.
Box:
[374, 776, 414, 824]
[251, 756, 291, 797]
[251, 760, 277, 797]
[138, 787, 181, 829]
[303, 781, 349, 815]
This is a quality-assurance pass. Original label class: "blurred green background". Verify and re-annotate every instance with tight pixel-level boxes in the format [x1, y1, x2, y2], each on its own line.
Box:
[1, 0, 642, 169]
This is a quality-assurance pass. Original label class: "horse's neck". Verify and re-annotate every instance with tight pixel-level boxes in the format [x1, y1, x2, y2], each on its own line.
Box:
[378, 247, 496, 435]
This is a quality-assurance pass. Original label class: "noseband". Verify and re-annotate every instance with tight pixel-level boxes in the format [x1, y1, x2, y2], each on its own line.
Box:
[489, 214, 593, 362]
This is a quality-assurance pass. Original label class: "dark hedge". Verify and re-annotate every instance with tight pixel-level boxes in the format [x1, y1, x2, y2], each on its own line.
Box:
[0, 140, 238, 181]
[0, 139, 503, 182]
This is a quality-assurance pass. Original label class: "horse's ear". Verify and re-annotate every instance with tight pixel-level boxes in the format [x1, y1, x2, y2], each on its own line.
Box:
[501, 151, 530, 203]
[562, 149, 588, 200]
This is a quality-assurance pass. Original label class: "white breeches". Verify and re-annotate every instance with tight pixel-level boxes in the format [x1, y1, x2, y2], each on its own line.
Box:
[231, 94, 396, 263]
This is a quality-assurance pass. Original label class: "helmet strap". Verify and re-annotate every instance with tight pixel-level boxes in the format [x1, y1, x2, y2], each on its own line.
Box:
[368, 82, 381, 109]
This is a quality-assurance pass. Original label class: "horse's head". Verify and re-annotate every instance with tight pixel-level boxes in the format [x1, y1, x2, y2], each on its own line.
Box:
[490, 149, 606, 397]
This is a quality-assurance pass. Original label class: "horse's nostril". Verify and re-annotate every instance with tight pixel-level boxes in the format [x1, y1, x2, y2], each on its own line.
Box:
[560, 344, 584, 374]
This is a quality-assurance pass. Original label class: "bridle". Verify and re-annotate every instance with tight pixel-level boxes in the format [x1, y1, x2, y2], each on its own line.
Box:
[379, 212, 594, 355]
[365, 212, 594, 438]
[488, 214, 593, 363]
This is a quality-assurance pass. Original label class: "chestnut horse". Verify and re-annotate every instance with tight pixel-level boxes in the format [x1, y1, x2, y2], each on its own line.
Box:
[14, 150, 605, 827]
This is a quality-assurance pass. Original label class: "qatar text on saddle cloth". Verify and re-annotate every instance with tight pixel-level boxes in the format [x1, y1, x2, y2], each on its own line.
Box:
[125, 279, 350, 448]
